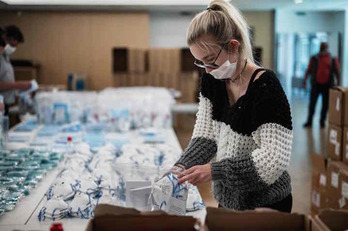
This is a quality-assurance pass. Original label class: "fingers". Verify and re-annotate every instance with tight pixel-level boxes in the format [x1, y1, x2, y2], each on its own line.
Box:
[178, 170, 200, 184]
[177, 173, 194, 184]
[177, 166, 196, 178]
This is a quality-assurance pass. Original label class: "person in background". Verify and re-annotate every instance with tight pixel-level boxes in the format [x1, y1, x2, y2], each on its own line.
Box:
[0, 25, 32, 116]
[302, 42, 341, 128]
[170, 0, 293, 213]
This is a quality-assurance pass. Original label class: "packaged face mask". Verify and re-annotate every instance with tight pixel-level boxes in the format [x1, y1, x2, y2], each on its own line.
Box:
[53, 103, 69, 124]
[150, 173, 188, 216]
[186, 186, 205, 212]
[69, 192, 91, 212]
[42, 197, 69, 215]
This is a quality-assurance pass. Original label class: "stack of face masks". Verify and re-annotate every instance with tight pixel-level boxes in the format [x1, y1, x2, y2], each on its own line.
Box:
[116, 143, 180, 168]
[38, 142, 205, 221]
[0, 149, 63, 217]
[38, 144, 120, 221]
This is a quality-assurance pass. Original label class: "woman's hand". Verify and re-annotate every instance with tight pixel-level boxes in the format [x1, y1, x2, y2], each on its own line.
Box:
[177, 164, 212, 186]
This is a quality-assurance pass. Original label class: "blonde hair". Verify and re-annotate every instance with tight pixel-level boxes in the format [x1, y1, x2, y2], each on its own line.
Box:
[187, 0, 254, 64]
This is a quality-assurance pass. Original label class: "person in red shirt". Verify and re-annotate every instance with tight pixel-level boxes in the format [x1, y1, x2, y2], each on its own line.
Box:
[302, 42, 340, 128]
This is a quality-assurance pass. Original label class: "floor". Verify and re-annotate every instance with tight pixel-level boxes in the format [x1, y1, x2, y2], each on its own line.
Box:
[175, 90, 328, 215]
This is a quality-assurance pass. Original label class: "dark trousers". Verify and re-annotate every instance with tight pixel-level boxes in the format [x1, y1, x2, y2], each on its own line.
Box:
[218, 194, 293, 213]
[4, 104, 10, 116]
[307, 83, 330, 124]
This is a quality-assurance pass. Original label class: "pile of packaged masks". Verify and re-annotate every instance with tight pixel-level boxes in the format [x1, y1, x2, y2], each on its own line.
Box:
[35, 87, 174, 129]
[38, 144, 122, 221]
[35, 91, 98, 125]
[13, 122, 39, 133]
[37, 125, 61, 137]
[60, 122, 82, 133]
[116, 144, 180, 168]
[0, 149, 63, 217]
[98, 87, 174, 129]
[139, 128, 166, 143]
[38, 142, 204, 221]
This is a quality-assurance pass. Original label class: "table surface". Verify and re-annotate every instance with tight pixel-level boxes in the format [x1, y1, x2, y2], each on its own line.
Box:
[0, 125, 207, 230]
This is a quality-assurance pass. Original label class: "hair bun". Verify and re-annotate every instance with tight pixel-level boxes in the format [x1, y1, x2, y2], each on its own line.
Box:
[207, 4, 222, 11]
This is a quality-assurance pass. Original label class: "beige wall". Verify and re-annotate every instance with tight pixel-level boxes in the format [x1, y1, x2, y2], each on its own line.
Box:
[244, 11, 274, 69]
[0, 11, 149, 90]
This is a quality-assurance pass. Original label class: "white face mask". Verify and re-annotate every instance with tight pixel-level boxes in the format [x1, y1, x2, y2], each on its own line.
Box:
[3, 44, 16, 56]
[210, 58, 237, 80]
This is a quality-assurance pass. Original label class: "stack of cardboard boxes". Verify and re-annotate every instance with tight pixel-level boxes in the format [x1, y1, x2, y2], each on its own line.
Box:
[113, 47, 199, 103]
[311, 87, 348, 215]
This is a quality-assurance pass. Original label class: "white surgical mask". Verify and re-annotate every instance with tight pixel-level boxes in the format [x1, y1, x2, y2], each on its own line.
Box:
[210, 58, 237, 80]
[3, 44, 16, 56]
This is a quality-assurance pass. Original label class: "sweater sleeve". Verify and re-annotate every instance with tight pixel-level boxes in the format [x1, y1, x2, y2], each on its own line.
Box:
[211, 75, 293, 192]
[175, 76, 218, 169]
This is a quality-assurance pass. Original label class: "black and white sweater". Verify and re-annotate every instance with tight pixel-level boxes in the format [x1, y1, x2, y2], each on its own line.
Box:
[176, 69, 293, 210]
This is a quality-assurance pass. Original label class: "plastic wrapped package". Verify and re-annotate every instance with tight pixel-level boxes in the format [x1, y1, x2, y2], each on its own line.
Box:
[35, 91, 98, 125]
[98, 87, 175, 129]
[150, 173, 188, 216]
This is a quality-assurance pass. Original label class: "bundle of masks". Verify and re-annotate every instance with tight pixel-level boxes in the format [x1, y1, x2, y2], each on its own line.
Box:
[0, 149, 63, 217]
[38, 142, 204, 221]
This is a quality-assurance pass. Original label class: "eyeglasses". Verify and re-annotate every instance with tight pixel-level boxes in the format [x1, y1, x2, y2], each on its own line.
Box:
[194, 46, 223, 69]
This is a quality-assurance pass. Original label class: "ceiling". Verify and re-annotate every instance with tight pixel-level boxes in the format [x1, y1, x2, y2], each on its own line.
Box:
[0, 0, 347, 11]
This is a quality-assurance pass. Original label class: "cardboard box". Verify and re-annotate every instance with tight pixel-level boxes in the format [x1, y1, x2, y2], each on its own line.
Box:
[326, 195, 348, 210]
[329, 87, 348, 126]
[327, 161, 348, 199]
[311, 209, 348, 231]
[205, 207, 310, 231]
[86, 204, 201, 231]
[339, 165, 348, 200]
[327, 124, 342, 161]
[343, 127, 348, 164]
[327, 161, 343, 199]
[312, 153, 327, 190]
[311, 186, 328, 215]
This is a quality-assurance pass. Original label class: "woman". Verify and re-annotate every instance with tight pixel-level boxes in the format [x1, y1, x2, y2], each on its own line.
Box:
[173, 0, 293, 212]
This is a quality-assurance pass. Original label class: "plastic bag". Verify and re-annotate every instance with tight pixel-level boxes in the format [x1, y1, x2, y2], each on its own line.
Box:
[149, 173, 188, 216]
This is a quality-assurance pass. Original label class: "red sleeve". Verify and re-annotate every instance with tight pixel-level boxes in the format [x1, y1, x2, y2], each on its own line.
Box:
[334, 58, 340, 70]
[307, 58, 312, 70]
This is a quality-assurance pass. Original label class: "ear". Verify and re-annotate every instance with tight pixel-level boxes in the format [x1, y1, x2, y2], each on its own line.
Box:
[228, 39, 240, 53]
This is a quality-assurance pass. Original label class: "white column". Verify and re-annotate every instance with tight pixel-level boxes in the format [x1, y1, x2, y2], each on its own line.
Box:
[343, 8, 348, 86]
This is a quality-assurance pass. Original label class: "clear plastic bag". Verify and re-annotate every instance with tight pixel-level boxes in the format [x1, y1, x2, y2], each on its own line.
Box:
[149, 173, 188, 216]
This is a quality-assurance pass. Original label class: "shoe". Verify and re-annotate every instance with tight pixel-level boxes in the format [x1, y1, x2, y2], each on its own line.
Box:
[320, 121, 325, 128]
[303, 122, 312, 128]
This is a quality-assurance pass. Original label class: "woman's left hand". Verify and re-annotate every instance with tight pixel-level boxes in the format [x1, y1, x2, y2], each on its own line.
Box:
[177, 164, 212, 186]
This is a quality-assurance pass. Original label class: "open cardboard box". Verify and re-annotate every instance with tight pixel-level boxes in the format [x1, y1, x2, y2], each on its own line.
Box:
[86, 204, 202, 231]
[205, 207, 310, 231]
[311, 209, 348, 231]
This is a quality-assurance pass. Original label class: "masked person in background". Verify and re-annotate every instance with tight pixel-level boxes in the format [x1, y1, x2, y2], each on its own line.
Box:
[302, 42, 341, 128]
[0, 25, 32, 116]
[170, 0, 293, 213]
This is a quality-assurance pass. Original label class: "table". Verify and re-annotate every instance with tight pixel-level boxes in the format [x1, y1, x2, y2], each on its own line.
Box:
[0, 125, 207, 230]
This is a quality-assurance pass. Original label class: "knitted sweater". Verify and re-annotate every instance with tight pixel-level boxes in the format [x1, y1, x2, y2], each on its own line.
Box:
[176, 69, 293, 210]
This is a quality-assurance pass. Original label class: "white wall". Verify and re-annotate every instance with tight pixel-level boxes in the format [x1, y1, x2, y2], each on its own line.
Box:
[276, 10, 345, 34]
[150, 12, 192, 48]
